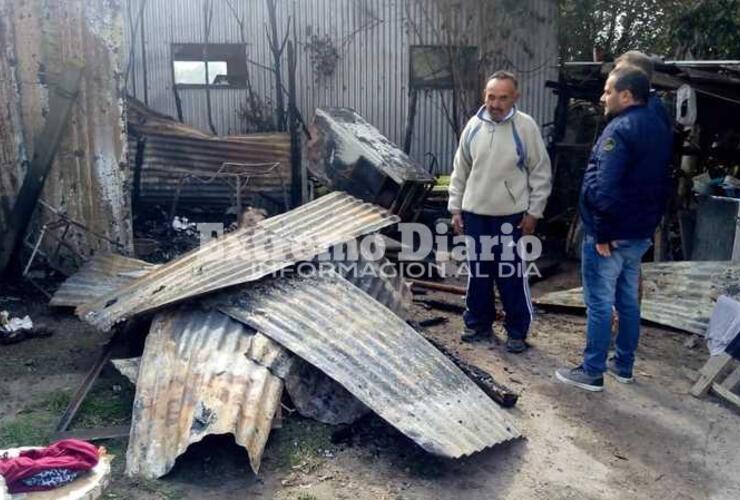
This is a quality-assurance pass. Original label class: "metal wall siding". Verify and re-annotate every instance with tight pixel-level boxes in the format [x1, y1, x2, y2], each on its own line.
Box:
[0, 0, 133, 262]
[123, 1, 556, 174]
[0, 0, 27, 236]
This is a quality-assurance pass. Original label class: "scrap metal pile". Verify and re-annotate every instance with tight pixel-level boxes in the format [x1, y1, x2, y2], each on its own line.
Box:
[50, 108, 520, 479]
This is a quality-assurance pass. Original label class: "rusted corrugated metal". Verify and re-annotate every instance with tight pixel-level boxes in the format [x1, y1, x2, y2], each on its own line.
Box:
[1, 0, 132, 267]
[126, 308, 283, 478]
[122, 0, 557, 174]
[77, 192, 399, 331]
[535, 261, 740, 335]
[0, 0, 27, 238]
[217, 270, 521, 457]
[50, 254, 158, 308]
[128, 99, 293, 212]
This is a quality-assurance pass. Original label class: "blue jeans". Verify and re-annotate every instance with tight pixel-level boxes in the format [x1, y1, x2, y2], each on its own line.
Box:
[581, 234, 651, 375]
[462, 212, 533, 339]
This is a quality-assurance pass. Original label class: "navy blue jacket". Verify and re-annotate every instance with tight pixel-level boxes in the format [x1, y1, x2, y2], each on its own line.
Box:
[579, 101, 673, 243]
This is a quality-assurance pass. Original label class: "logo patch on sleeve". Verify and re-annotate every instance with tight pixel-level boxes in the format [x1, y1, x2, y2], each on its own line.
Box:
[602, 137, 616, 152]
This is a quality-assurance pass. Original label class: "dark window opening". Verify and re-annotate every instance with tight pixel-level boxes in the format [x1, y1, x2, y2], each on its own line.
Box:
[172, 43, 247, 87]
[410, 45, 478, 89]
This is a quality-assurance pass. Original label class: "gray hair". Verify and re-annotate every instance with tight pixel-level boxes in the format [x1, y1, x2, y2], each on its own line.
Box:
[615, 50, 655, 81]
[486, 70, 518, 89]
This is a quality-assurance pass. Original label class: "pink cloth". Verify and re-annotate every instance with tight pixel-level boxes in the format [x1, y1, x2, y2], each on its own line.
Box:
[0, 439, 99, 493]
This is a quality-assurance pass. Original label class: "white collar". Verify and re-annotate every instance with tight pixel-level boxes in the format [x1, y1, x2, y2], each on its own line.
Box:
[482, 106, 516, 124]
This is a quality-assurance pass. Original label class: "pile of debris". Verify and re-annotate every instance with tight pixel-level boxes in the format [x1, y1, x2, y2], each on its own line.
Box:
[51, 191, 521, 480]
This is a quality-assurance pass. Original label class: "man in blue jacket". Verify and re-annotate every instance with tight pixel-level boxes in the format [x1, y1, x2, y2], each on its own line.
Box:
[556, 66, 673, 391]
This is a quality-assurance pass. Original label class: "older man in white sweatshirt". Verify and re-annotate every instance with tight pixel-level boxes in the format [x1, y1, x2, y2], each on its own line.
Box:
[448, 70, 552, 353]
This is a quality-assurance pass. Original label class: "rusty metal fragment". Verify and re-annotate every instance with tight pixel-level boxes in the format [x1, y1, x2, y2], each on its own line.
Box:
[125, 308, 283, 478]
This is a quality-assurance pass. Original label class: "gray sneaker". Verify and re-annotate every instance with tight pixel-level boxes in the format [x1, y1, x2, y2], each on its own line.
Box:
[555, 365, 604, 392]
[607, 357, 634, 384]
[460, 327, 494, 343]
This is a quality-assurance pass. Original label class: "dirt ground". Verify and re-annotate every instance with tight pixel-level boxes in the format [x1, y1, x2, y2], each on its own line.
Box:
[1, 262, 739, 500]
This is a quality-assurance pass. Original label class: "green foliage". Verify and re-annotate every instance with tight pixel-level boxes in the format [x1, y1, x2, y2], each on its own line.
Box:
[671, 0, 740, 59]
[559, 0, 740, 61]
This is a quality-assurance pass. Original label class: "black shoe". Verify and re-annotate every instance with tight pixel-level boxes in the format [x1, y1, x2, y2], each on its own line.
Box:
[461, 327, 493, 343]
[555, 365, 604, 392]
[506, 338, 528, 353]
[606, 357, 634, 384]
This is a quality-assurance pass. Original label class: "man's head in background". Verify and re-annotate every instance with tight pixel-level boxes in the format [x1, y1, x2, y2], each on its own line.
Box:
[601, 66, 650, 118]
[614, 50, 656, 82]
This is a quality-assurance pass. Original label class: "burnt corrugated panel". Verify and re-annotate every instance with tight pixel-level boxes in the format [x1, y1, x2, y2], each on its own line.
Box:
[134, 131, 292, 212]
[50, 254, 158, 308]
[77, 192, 399, 331]
[126, 308, 283, 478]
[330, 249, 411, 319]
[217, 270, 521, 458]
[534, 261, 740, 336]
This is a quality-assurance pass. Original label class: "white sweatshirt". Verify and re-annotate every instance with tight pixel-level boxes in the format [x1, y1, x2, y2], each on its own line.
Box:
[447, 106, 552, 218]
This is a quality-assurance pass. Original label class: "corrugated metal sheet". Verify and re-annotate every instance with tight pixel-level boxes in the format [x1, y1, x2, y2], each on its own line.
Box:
[5, 0, 133, 263]
[133, 133, 292, 212]
[126, 308, 283, 478]
[122, 0, 557, 174]
[217, 269, 521, 457]
[535, 261, 740, 335]
[331, 250, 411, 318]
[0, 0, 27, 237]
[50, 254, 159, 308]
[111, 357, 141, 385]
[128, 100, 293, 212]
[77, 192, 399, 331]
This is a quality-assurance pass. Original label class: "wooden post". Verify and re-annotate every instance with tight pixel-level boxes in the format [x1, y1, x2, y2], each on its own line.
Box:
[287, 41, 301, 208]
[403, 88, 418, 154]
[266, 0, 287, 131]
[203, 0, 218, 135]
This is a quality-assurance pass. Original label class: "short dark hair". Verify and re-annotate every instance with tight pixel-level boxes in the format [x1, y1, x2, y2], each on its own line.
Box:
[486, 70, 518, 89]
[610, 67, 650, 103]
[615, 50, 655, 81]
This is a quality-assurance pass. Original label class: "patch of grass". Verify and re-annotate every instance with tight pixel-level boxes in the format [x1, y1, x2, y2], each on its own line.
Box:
[0, 378, 134, 449]
[102, 438, 184, 500]
[271, 417, 334, 468]
[0, 415, 55, 448]
[297, 495, 319, 500]
[28, 381, 135, 429]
